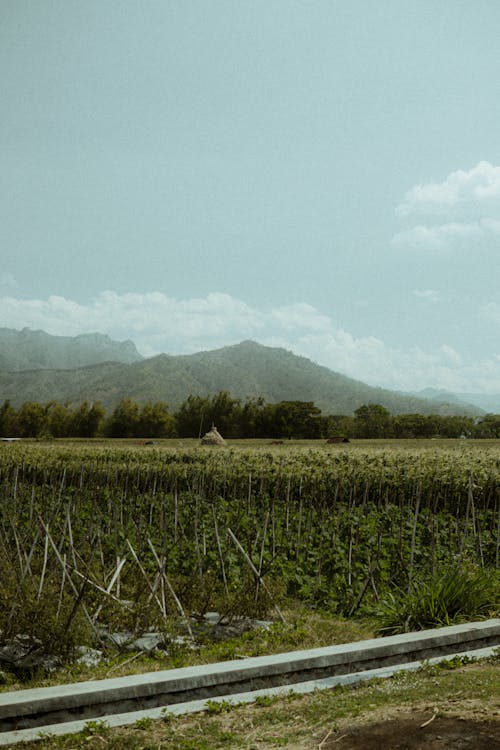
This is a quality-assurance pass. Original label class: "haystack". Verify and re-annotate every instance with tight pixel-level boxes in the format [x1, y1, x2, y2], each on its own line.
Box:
[200, 425, 226, 446]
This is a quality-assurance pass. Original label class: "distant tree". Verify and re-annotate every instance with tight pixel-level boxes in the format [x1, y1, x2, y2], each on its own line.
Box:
[104, 398, 139, 438]
[137, 402, 176, 438]
[72, 401, 105, 437]
[209, 391, 242, 438]
[354, 404, 392, 438]
[17, 402, 47, 437]
[475, 414, 500, 438]
[393, 413, 437, 439]
[323, 414, 355, 439]
[175, 392, 242, 438]
[46, 402, 73, 437]
[268, 401, 323, 439]
[0, 400, 19, 437]
[175, 395, 211, 438]
[240, 396, 267, 438]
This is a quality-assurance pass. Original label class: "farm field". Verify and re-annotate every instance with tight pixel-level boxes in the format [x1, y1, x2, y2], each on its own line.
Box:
[0, 438, 499, 681]
[0, 438, 499, 747]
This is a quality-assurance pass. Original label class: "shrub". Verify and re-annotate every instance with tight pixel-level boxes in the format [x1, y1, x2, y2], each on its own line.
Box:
[376, 565, 499, 635]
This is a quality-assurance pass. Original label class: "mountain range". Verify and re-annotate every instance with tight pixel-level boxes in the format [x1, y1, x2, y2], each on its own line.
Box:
[0, 327, 142, 370]
[0, 327, 484, 416]
[411, 387, 500, 415]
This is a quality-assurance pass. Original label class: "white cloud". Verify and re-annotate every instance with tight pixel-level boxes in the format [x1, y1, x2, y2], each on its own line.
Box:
[3, 290, 500, 393]
[397, 161, 500, 219]
[392, 221, 484, 251]
[393, 162, 500, 253]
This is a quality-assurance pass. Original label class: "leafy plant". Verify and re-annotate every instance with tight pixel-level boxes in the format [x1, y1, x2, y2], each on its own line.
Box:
[376, 566, 499, 634]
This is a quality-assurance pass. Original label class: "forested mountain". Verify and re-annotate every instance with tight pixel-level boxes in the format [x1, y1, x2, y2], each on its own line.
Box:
[0, 337, 480, 416]
[414, 387, 500, 415]
[0, 327, 142, 371]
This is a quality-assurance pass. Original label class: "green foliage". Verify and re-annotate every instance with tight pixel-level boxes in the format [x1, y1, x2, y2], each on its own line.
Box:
[376, 566, 499, 634]
[1, 441, 499, 656]
[134, 716, 155, 729]
[82, 719, 110, 736]
[1, 393, 496, 438]
[205, 698, 238, 715]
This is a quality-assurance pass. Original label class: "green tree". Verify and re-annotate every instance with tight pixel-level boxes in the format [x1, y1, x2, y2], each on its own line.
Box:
[175, 395, 211, 438]
[105, 398, 139, 438]
[475, 414, 500, 438]
[46, 402, 73, 437]
[269, 401, 323, 439]
[240, 396, 267, 438]
[0, 400, 19, 437]
[354, 404, 392, 438]
[17, 402, 47, 437]
[72, 401, 105, 437]
[137, 402, 176, 438]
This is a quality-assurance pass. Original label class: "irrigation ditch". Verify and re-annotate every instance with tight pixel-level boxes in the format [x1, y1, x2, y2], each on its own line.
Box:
[0, 619, 499, 745]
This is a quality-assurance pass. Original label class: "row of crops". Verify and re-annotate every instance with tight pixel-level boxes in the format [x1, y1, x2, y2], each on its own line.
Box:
[1, 441, 499, 655]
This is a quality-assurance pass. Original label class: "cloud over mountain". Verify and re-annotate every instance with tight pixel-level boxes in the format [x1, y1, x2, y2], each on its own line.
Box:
[3, 290, 500, 394]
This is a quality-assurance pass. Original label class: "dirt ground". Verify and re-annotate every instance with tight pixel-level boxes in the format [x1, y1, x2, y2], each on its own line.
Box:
[322, 711, 500, 749]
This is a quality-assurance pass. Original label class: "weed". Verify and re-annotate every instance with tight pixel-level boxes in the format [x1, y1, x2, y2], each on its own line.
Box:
[134, 715, 155, 729]
[254, 693, 280, 707]
[205, 698, 237, 714]
[82, 719, 109, 735]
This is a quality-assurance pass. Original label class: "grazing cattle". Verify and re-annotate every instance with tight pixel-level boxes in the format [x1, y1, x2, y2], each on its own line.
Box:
[326, 436, 350, 444]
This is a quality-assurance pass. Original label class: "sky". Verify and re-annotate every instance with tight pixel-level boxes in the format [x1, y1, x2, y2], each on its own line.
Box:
[2, 0, 500, 393]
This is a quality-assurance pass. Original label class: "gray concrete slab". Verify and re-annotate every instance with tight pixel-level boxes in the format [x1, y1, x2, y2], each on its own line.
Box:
[0, 644, 497, 746]
[0, 620, 499, 733]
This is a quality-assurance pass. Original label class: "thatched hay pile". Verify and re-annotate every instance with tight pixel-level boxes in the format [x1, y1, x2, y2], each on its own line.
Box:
[200, 426, 226, 446]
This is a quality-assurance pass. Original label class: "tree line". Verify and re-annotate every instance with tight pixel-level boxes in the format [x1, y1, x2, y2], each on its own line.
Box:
[1, 394, 499, 440]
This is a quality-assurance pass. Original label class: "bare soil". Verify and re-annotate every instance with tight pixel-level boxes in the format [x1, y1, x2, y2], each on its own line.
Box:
[323, 711, 500, 749]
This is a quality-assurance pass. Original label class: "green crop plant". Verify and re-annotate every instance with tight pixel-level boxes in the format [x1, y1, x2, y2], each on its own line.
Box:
[0, 440, 499, 666]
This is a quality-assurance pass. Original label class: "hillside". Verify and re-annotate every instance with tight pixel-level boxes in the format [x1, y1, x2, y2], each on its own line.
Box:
[415, 387, 500, 415]
[0, 338, 480, 416]
[0, 327, 142, 371]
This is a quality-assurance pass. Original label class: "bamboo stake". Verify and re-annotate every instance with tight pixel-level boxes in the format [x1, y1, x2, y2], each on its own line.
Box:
[227, 527, 286, 623]
[37, 527, 50, 601]
[126, 538, 166, 619]
[407, 485, 421, 592]
[37, 518, 98, 635]
[147, 537, 193, 637]
[212, 505, 228, 596]
[55, 552, 67, 622]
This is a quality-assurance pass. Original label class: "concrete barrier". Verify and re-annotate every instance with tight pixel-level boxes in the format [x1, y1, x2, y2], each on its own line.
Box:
[0, 619, 499, 737]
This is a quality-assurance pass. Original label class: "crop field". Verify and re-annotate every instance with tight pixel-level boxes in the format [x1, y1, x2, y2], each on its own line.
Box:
[0, 439, 499, 665]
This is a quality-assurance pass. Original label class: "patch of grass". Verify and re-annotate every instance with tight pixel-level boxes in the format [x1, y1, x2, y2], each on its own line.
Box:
[16, 660, 499, 750]
[376, 565, 499, 634]
[0, 606, 375, 691]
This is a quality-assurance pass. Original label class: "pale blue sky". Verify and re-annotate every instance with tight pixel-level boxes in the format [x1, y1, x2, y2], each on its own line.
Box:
[2, 1, 500, 392]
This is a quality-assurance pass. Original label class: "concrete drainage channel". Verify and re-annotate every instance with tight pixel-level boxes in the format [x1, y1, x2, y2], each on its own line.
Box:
[0, 619, 499, 745]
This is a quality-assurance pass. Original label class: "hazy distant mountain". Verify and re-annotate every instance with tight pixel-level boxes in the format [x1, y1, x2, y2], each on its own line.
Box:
[0, 327, 142, 371]
[0, 337, 481, 415]
[415, 387, 500, 414]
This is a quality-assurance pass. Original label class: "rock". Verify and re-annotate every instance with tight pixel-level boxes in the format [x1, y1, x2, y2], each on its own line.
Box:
[75, 646, 103, 668]
[0, 635, 61, 677]
[97, 630, 134, 649]
[128, 633, 166, 653]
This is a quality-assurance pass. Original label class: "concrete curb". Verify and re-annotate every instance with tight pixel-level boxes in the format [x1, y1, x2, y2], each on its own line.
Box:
[0, 619, 498, 743]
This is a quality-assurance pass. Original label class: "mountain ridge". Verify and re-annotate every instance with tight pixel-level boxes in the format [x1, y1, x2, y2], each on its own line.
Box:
[0, 331, 481, 416]
[0, 327, 143, 371]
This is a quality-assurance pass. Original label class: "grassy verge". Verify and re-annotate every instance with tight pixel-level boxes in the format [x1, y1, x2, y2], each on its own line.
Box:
[0, 608, 375, 691]
[9, 657, 500, 749]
